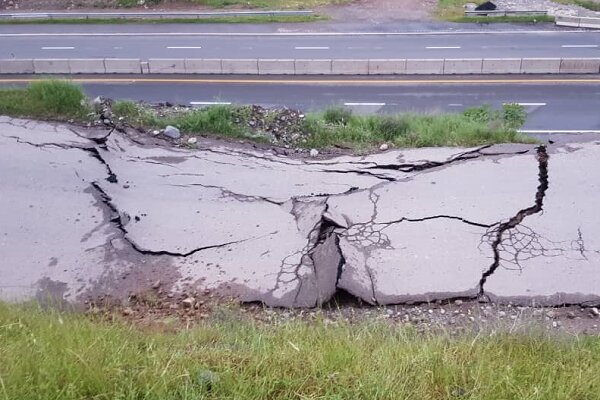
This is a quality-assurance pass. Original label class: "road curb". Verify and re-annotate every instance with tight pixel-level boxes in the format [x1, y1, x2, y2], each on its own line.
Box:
[0, 58, 599, 75]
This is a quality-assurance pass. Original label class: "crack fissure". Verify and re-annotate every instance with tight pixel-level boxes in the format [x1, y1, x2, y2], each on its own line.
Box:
[478, 145, 549, 297]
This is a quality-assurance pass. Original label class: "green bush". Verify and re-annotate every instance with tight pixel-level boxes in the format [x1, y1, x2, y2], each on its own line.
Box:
[323, 106, 353, 125]
[503, 103, 527, 129]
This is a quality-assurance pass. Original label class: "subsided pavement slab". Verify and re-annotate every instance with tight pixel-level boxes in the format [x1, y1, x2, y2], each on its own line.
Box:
[1, 117, 600, 308]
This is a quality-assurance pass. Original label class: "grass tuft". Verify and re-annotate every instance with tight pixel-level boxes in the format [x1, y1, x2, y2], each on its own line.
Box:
[1, 301, 600, 399]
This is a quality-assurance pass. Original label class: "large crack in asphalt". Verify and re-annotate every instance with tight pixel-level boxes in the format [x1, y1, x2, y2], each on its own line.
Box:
[477, 145, 549, 299]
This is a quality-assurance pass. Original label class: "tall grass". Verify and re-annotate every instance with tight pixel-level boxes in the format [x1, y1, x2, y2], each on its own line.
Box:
[0, 80, 90, 120]
[1, 302, 600, 399]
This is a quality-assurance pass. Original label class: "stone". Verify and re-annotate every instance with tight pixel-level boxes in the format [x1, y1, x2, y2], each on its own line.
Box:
[152, 130, 160, 136]
[152, 280, 161, 289]
[546, 310, 557, 319]
[163, 125, 181, 139]
[309, 149, 319, 158]
[591, 307, 600, 317]
[498, 311, 507, 318]
[379, 143, 389, 151]
[187, 137, 198, 144]
[454, 299, 463, 306]
[182, 297, 195, 308]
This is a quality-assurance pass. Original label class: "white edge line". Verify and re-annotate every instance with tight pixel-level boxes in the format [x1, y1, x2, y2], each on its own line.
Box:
[295, 46, 330, 50]
[1, 29, 590, 37]
[41, 46, 75, 49]
[426, 46, 461, 49]
[167, 46, 203, 49]
[520, 130, 600, 133]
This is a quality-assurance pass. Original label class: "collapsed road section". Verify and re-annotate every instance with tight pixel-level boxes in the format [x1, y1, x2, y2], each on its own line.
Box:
[1, 116, 600, 308]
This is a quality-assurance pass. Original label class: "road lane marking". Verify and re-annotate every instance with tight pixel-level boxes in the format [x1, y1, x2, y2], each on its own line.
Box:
[0, 30, 588, 37]
[191, 101, 231, 105]
[448, 103, 463, 106]
[520, 130, 600, 133]
[561, 44, 598, 48]
[295, 46, 330, 50]
[167, 46, 202, 49]
[426, 46, 461, 49]
[41, 46, 75, 50]
[344, 102, 386, 106]
[1, 78, 599, 85]
[504, 102, 547, 106]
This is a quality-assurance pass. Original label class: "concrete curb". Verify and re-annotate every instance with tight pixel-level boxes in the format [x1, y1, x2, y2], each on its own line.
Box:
[1, 58, 599, 75]
[556, 15, 600, 29]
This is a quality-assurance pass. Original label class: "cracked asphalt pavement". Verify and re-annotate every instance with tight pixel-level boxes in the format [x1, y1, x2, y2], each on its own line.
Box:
[2, 116, 600, 308]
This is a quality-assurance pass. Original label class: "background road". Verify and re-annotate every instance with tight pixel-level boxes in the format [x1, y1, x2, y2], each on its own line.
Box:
[1, 29, 599, 59]
[1, 76, 597, 131]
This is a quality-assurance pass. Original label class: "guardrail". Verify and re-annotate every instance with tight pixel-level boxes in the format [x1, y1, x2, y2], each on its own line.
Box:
[0, 10, 314, 20]
[555, 15, 600, 29]
[464, 10, 548, 16]
[1, 58, 599, 75]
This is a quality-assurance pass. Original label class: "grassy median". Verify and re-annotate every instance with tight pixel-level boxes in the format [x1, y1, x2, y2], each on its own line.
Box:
[1, 301, 600, 399]
[0, 80, 537, 149]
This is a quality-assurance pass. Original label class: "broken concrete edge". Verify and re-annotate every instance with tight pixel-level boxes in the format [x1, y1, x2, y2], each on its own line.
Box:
[4, 116, 600, 310]
[1, 58, 599, 75]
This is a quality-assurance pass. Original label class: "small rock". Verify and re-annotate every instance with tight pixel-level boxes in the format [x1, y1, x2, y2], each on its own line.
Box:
[187, 137, 198, 144]
[163, 125, 181, 139]
[567, 311, 577, 319]
[122, 307, 133, 316]
[454, 299, 463, 306]
[152, 280, 161, 289]
[309, 149, 319, 158]
[546, 310, 557, 319]
[532, 309, 543, 317]
[591, 307, 600, 317]
[379, 143, 389, 151]
[152, 130, 161, 136]
[468, 316, 475, 322]
[386, 309, 394, 316]
[552, 321, 559, 328]
[498, 311, 507, 318]
[91, 96, 103, 105]
[182, 297, 195, 308]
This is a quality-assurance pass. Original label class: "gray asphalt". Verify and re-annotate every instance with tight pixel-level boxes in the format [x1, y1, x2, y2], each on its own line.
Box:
[62, 79, 600, 131]
[1, 28, 599, 59]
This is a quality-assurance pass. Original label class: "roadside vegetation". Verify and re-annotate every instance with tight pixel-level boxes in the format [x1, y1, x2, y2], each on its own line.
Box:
[436, 0, 556, 23]
[112, 0, 350, 9]
[0, 80, 536, 149]
[555, 0, 600, 11]
[0, 15, 324, 25]
[1, 301, 600, 399]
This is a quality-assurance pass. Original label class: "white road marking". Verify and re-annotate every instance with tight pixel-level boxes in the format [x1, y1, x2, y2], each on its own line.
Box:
[344, 102, 386, 106]
[561, 44, 598, 48]
[41, 46, 74, 50]
[1, 30, 588, 37]
[448, 103, 463, 106]
[295, 46, 329, 50]
[504, 102, 547, 106]
[190, 101, 232, 105]
[167, 46, 202, 49]
[520, 130, 600, 133]
[426, 46, 461, 49]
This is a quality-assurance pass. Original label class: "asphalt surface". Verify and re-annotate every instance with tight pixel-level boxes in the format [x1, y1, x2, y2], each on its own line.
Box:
[2, 77, 596, 131]
[0, 26, 599, 59]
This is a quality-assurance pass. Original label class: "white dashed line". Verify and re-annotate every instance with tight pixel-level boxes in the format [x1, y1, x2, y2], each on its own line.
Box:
[344, 102, 386, 106]
[41, 46, 75, 50]
[504, 102, 547, 106]
[167, 46, 203, 49]
[561, 44, 598, 48]
[520, 130, 600, 133]
[426, 46, 461, 49]
[295, 46, 330, 50]
[448, 103, 463, 106]
[190, 101, 232, 105]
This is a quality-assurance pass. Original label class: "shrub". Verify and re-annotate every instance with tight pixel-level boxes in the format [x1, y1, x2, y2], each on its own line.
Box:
[502, 103, 527, 129]
[377, 116, 410, 141]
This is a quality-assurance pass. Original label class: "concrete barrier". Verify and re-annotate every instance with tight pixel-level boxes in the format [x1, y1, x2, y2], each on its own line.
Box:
[294, 59, 332, 75]
[104, 58, 142, 74]
[555, 15, 581, 27]
[520, 58, 561, 73]
[560, 58, 600, 73]
[33, 59, 70, 74]
[332, 59, 369, 75]
[406, 59, 444, 74]
[148, 59, 185, 74]
[443, 59, 483, 74]
[482, 58, 522, 74]
[184, 59, 221, 74]
[221, 59, 258, 74]
[258, 59, 295, 75]
[0, 59, 34, 74]
[578, 17, 600, 29]
[68, 59, 106, 74]
[368, 59, 406, 75]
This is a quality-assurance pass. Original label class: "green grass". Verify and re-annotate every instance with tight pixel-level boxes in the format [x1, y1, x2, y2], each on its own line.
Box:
[437, 0, 484, 20]
[0, 81, 536, 149]
[0, 15, 324, 25]
[1, 301, 600, 399]
[449, 15, 556, 23]
[555, 0, 600, 11]
[0, 80, 91, 120]
[114, 0, 351, 9]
